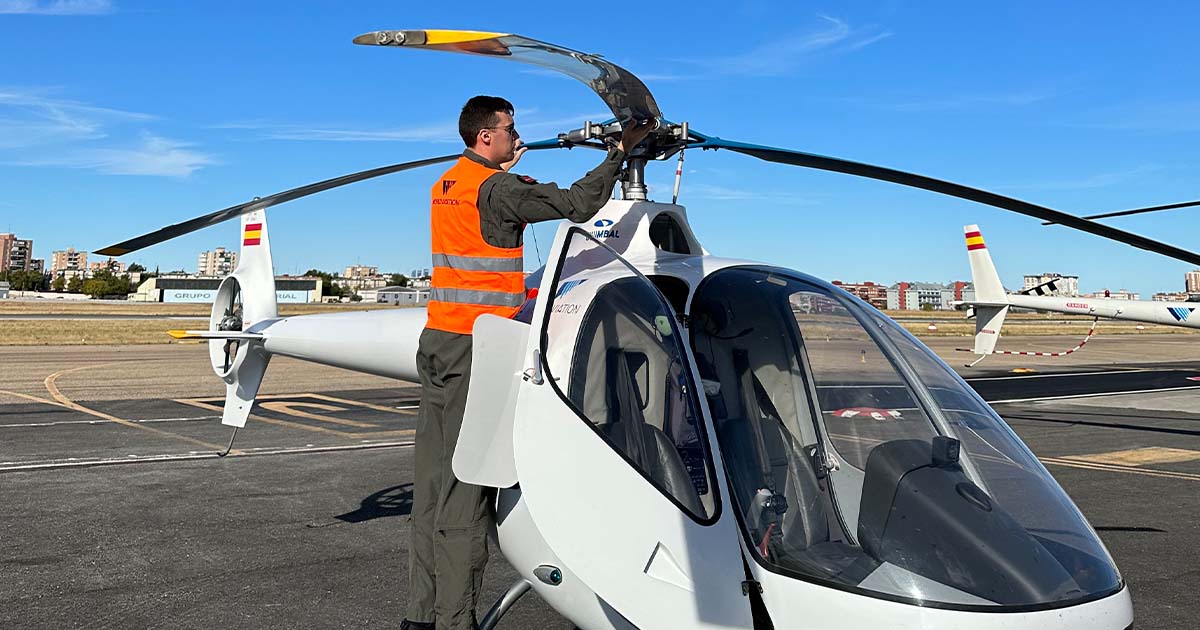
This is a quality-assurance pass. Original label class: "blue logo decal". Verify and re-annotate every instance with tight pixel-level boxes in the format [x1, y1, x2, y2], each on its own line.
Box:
[1169, 307, 1195, 321]
[555, 279, 588, 298]
[593, 219, 614, 227]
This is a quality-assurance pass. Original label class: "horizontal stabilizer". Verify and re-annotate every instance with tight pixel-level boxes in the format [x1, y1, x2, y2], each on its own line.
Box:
[169, 330, 265, 341]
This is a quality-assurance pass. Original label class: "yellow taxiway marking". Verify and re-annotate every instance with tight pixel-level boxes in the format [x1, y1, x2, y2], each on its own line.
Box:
[305, 392, 417, 415]
[44, 365, 225, 452]
[1039, 457, 1200, 482]
[174, 398, 352, 436]
[258, 401, 379, 428]
[349, 429, 417, 439]
[172, 397, 414, 439]
[0, 389, 70, 408]
[185, 392, 416, 416]
[1062, 447, 1200, 467]
[828, 431, 1200, 481]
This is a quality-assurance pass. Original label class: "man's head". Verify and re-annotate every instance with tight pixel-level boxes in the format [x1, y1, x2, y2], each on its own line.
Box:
[459, 95, 520, 165]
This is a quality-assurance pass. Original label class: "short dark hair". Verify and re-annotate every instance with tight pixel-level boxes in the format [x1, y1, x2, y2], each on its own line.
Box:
[459, 95, 514, 147]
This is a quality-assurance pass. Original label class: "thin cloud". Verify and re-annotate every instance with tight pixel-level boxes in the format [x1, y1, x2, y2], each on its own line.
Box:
[216, 120, 461, 143]
[0, 0, 114, 15]
[216, 112, 608, 143]
[674, 15, 892, 77]
[1073, 101, 1200, 133]
[649, 181, 821, 206]
[15, 133, 215, 176]
[0, 87, 153, 148]
[855, 91, 1058, 112]
[999, 164, 1162, 192]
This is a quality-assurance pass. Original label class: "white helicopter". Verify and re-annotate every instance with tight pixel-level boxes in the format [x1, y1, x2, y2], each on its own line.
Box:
[960, 223, 1200, 366]
[96, 29, 1200, 630]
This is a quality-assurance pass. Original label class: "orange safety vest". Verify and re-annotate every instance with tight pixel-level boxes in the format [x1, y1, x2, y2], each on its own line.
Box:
[426, 156, 525, 334]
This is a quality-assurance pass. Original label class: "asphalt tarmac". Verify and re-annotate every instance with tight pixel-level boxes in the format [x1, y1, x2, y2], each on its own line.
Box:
[2, 345, 1198, 629]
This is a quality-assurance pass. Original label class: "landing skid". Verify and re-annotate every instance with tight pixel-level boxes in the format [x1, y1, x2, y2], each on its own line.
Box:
[479, 579, 531, 630]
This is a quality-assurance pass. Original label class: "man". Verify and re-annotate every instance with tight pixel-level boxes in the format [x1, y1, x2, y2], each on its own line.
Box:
[403, 95, 652, 630]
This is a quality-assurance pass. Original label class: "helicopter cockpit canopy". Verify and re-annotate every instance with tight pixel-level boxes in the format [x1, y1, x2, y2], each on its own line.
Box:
[535, 224, 1122, 613]
[689, 267, 1123, 610]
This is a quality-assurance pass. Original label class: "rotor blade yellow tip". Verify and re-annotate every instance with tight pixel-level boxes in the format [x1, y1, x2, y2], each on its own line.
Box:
[423, 30, 508, 44]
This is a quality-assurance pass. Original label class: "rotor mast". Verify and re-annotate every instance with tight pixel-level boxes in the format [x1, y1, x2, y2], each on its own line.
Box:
[622, 157, 648, 201]
[558, 120, 689, 203]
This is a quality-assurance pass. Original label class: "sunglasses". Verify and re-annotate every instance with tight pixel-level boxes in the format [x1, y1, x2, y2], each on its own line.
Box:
[482, 125, 519, 139]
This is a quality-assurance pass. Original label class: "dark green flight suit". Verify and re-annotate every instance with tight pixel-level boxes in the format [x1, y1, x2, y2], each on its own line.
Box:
[408, 146, 625, 630]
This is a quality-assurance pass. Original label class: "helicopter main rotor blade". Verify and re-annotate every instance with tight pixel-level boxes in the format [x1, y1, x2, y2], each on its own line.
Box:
[352, 29, 662, 126]
[694, 134, 1200, 267]
[1040, 199, 1200, 225]
[95, 154, 456, 256]
[94, 140, 566, 257]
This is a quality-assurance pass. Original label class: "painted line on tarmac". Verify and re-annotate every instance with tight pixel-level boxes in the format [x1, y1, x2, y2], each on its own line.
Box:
[989, 384, 1200, 404]
[965, 368, 1155, 382]
[175, 396, 414, 440]
[0, 415, 220, 428]
[1040, 456, 1200, 482]
[175, 397, 355, 437]
[306, 393, 416, 415]
[0, 389, 71, 408]
[258, 401, 380, 428]
[0, 441, 415, 473]
[1063, 447, 1200, 467]
[43, 364, 225, 451]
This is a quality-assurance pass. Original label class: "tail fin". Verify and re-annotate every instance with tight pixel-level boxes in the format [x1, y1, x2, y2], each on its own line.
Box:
[963, 225, 1009, 361]
[233, 209, 278, 326]
[964, 224, 1005, 304]
[205, 209, 279, 427]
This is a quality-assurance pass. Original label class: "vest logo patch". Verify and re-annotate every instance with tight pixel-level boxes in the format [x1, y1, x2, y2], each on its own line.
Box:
[442, 179, 456, 194]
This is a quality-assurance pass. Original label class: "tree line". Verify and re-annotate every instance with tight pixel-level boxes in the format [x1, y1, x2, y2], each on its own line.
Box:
[303, 269, 410, 299]
[2, 263, 148, 298]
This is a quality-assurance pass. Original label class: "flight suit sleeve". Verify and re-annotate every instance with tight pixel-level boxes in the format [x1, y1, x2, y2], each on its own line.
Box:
[480, 148, 625, 226]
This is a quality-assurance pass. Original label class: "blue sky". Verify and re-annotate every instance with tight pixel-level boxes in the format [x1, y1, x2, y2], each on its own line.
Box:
[1, 1, 1197, 296]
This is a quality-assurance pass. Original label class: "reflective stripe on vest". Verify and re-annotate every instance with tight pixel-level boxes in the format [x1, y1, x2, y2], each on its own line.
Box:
[431, 253, 524, 273]
[430, 287, 525, 308]
[427, 155, 525, 334]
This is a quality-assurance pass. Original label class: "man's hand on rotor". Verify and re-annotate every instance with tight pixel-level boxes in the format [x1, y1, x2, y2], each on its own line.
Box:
[501, 141, 527, 172]
[619, 118, 654, 153]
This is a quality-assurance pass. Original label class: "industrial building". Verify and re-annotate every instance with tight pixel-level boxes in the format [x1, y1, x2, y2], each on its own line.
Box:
[131, 275, 322, 303]
[377, 286, 430, 306]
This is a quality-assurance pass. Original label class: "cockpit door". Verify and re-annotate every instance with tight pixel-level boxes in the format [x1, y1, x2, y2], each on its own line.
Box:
[512, 226, 753, 629]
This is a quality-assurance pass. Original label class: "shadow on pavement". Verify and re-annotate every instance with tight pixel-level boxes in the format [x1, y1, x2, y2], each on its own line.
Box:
[335, 483, 414, 523]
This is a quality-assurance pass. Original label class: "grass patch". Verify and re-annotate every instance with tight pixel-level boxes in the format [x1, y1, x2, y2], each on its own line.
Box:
[0, 300, 399, 316]
[0, 319, 200, 345]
